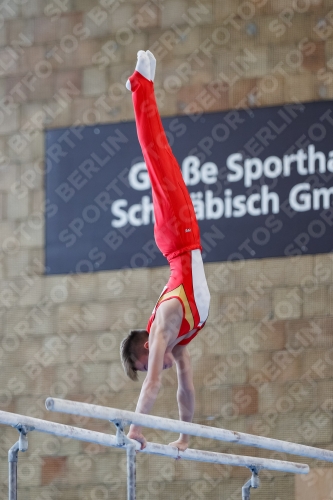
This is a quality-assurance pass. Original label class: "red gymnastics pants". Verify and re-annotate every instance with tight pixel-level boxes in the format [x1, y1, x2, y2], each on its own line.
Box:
[128, 70, 201, 261]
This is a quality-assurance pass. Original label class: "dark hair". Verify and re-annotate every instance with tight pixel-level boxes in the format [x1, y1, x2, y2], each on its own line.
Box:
[120, 329, 149, 381]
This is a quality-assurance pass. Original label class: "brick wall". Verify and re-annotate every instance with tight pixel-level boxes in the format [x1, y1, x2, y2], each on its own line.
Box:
[0, 0, 333, 499]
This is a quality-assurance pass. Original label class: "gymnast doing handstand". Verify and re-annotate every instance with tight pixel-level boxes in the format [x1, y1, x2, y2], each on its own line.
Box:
[120, 51, 210, 451]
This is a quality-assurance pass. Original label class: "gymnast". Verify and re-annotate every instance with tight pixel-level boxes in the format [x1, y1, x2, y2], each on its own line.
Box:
[120, 51, 210, 451]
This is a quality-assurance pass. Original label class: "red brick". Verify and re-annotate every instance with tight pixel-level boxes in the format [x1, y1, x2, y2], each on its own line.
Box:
[41, 456, 67, 485]
[285, 319, 322, 349]
[296, 467, 333, 500]
[55, 69, 82, 93]
[229, 78, 258, 109]
[256, 319, 286, 351]
[232, 385, 258, 415]
[302, 41, 326, 72]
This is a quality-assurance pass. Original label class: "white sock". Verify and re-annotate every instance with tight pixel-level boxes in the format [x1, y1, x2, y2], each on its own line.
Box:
[146, 50, 156, 82]
[135, 50, 151, 80]
[126, 50, 151, 91]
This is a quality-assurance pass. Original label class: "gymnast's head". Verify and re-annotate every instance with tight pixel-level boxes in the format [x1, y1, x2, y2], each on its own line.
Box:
[120, 329, 175, 380]
[120, 329, 149, 381]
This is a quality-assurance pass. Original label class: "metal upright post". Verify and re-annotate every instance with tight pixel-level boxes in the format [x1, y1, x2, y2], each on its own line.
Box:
[242, 468, 260, 500]
[8, 424, 33, 500]
[112, 419, 137, 500]
[8, 441, 19, 500]
[126, 444, 136, 500]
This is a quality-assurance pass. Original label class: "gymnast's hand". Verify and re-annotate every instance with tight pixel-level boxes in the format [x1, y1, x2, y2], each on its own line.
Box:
[127, 425, 147, 450]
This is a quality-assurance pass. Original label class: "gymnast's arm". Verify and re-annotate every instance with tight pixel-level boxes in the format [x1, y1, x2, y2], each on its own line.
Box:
[127, 299, 182, 449]
[168, 345, 195, 452]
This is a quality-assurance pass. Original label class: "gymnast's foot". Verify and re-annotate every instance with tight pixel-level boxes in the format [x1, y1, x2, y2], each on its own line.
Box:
[146, 50, 156, 82]
[126, 50, 155, 91]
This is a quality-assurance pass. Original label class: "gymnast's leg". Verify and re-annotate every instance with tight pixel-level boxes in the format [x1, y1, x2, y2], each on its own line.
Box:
[126, 50, 201, 260]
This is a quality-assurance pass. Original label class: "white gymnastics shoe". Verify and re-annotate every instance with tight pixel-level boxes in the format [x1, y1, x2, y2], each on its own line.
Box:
[135, 50, 151, 79]
[126, 50, 151, 91]
[146, 50, 156, 82]
[126, 50, 156, 90]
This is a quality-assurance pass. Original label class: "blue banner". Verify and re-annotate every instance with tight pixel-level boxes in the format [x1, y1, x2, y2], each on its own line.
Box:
[45, 100, 333, 274]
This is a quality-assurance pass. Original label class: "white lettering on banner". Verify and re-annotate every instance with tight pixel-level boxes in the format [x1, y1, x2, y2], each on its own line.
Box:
[128, 162, 150, 190]
[110, 144, 333, 228]
[128, 156, 219, 191]
[110, 186, 280, 228]
[289, 183, 333, 212]
[226, 145, 333, 187]
[226, 153, 243, 183]
[111, 196, 154, 228]
[289, 183, 312, 212]
[182, 156, 218, 185]
[128, 145, 333, 191]
[201, 162, 218, 184]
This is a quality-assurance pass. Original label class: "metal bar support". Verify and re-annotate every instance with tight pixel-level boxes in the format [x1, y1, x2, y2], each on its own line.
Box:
[112, 420, 136, 500]
[8, 443, 18, 500]
[126, 444, 136, 500]
[8, 424, 34, 500]
[242, 468, 260, 500]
